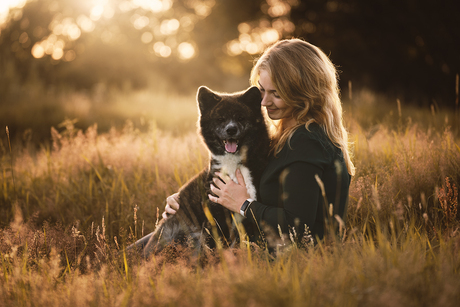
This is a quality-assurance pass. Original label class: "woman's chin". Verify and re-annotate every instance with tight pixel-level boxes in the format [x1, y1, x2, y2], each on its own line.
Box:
[266, 112, 280, 120]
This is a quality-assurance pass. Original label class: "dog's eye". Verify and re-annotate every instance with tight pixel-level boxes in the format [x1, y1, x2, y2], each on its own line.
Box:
[238, 116, 244, 121]
[218, 117, 225, 122]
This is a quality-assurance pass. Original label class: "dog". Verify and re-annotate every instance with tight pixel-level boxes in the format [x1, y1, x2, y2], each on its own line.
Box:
[129, 86, 270, 257]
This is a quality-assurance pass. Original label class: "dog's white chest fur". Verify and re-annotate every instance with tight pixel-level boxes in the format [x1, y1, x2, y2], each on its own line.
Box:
[211, 154, 257, 202]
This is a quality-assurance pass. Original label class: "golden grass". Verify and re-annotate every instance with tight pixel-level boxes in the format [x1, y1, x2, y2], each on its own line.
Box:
[1, 88, 460, 306]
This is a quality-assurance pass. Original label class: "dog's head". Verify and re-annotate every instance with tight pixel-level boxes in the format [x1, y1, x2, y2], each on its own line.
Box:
[197, 86, 263, 155]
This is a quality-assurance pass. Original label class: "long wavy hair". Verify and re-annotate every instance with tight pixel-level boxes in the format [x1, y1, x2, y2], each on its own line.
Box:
[250, 38, 355, 176]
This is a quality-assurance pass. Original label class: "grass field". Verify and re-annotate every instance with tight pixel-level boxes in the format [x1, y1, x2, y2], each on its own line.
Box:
[1, 87, 460, 306]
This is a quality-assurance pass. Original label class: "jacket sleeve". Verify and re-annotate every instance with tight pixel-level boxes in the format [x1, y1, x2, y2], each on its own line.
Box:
[245, 135, 331, 236]
[246, 161, 323, 234]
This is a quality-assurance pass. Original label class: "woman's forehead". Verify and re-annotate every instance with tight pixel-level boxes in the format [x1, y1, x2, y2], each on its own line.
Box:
[258, 70, 275, 89]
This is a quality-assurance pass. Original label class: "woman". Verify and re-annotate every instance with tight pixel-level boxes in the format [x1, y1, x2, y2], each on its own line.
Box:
[164, 38, 355, 242]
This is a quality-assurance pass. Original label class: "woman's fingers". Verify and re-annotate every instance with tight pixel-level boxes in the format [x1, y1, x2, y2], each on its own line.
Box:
[214, 172, 225, 185]
[212, 176, 224, 190]
[210, 183, 222, 197]
[166, 192, 180, 211]
[164, 204, 177, 214]
[208, 193, 219, 204]
[163, 192, 180, 219]
[235, 169, 246, 185]
[162, 204, 177, 219]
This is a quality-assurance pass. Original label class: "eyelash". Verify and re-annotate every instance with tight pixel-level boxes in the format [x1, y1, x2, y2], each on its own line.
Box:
[259, 87, 280, 98]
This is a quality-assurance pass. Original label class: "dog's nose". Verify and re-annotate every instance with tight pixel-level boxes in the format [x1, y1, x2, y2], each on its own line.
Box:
[226, 126, 238, 136]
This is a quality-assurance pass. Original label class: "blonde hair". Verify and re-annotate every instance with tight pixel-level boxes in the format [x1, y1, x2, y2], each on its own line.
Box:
[250, 38, 355, 176]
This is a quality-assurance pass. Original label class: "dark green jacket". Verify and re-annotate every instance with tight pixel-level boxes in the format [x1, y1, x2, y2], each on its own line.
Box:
[246, 123, 351, 241]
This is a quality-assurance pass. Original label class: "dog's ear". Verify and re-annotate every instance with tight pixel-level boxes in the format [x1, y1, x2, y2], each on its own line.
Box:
[197, 86, 221, 114]
[240, 86, 262, 112]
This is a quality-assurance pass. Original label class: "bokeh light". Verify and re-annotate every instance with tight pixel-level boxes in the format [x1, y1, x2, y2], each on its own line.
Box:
[153, 41, 171, 57]
[129, 0, 172, 13]
[31, 43, 44, 58]
[0, 0, 27, 30]
[141, 31, 153, 44]
[76, 15, 95, 33]
[178, 42, 195, 60]
[90, 5, 104, 21]
[1, 0, 210, 64]
[266, 0, 293, 17]
[51, 47, 64, 60]
[225, 0, 296, 56]
[131, 14, 150, 30]
[160, 19, 180, 35]
[64, 49, 76, 61]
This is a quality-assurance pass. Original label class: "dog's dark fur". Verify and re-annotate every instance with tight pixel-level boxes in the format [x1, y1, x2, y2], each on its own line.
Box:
[129, 86, 270, 257]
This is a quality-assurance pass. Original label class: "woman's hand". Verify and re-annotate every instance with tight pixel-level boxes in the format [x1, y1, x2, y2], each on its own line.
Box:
[208, 169, 250, 214]
[162, 192, 180, 220]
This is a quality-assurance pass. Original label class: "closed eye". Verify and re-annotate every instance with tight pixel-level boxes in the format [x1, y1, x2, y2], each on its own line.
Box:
[257, 81, 265, 93]
[258, 81, 279, 98]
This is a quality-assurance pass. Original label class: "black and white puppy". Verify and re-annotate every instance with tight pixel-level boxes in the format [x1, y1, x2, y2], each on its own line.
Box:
[129, 86, 269, 257]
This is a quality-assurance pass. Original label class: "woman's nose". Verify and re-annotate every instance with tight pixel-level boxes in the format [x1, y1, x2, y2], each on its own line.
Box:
[261, 93, 270, 106]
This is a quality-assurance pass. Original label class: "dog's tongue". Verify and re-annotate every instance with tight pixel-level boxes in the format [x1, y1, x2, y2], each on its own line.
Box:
[225, 140, 238, 153]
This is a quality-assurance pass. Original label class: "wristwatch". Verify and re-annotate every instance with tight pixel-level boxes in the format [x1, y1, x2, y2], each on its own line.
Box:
[240, 198, 255, 217]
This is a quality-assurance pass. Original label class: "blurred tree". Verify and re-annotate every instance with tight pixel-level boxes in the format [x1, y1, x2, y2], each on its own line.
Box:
[0, 0, 228, 93]
[1, 0, 458, 104]
[228, 0, 460, 105]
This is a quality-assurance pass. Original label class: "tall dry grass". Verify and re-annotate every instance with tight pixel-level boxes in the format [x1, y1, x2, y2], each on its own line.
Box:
[1, 88, 459, 306]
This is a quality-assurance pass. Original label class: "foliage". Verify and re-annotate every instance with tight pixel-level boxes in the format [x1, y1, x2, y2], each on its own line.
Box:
[1, 0, 458, 102]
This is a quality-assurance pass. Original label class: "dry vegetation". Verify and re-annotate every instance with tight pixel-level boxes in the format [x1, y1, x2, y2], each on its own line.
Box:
[1, 88, 460, 306]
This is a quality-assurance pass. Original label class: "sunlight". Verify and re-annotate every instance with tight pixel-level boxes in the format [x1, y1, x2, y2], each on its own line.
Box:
[267, 0, 292, 18]
[238, 22, 250, 34]
[178, 42, 195, 60]
[260, 28, 279, 44]
[227, 17, 295, 56]
[90, 4, 104, 21]
[245, 42, 260, 55]
[64, 50, 76, 62]
[3, 0, 216, 63]
[160, 19, 180, 35]
[118, 1, 134, 12]
[226, 40, 242, 56]
[76, 15, 95, 32]
[132, 14, 150, 30]
[131, 0, 173, 13]
[179, 15, 194, 32]
[187, 0, 215, 17]
[0, 0, 27, 27]
[141, 31, 153, 43]
[31, 44, 44, 58]
[51, 18, 81, 41]
[0, 0, 221, 68]
[31, 33, 67, 59]
[153, 41, 171, 57]
[51, 47, 64, 60]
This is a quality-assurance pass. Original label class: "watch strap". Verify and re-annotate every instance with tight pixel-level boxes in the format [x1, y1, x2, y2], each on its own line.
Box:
[240, 198, 255, 217]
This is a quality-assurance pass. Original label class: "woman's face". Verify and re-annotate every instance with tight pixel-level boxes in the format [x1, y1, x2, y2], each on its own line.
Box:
[258, 70, 294, 122]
